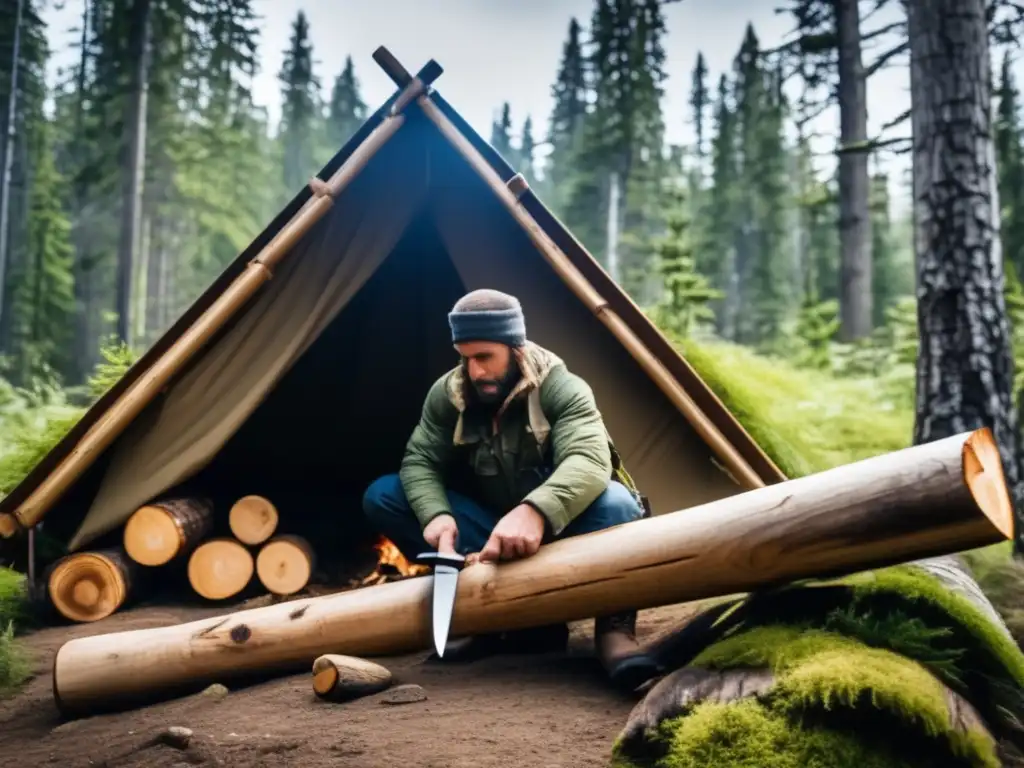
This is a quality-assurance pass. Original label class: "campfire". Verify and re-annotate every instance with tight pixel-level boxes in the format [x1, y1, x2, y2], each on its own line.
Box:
[354, 536, 430, 586]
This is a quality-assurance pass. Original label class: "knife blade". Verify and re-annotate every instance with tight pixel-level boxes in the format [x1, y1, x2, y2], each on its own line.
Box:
[414, 551, 467, 658]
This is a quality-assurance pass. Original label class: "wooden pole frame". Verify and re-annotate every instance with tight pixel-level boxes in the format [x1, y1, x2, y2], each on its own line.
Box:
[0, 59, 444, 538]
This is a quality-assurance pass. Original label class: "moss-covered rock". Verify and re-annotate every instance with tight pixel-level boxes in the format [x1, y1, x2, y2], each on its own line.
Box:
[614, 627, 999, 768]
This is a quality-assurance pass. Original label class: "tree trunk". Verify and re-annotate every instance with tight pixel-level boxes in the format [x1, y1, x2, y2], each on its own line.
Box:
[50, 429, 1011, 715]
[836, 0, 873, 340]
[0, 0, 25, 344]
[907, 0, 1024, 559]
[115, 0, 153, 346]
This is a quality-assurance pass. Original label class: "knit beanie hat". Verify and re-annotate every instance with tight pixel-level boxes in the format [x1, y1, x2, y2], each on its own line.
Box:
[448, 289, 527, 348]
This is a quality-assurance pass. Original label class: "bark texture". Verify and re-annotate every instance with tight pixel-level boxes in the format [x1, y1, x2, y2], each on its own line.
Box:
[836, 0, 873, 341]
[907, 0, 1024, 554]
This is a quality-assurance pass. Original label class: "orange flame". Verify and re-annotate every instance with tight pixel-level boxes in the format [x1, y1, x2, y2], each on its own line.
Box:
[374, 536, 429, 577]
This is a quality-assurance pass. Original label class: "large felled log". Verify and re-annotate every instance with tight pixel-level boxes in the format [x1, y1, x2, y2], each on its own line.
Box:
[311, 654, 393, 701]
[48, 548, 138, 623]
[123, 497, 214, 566]
[229, 495, 278, 546]
[51, 429, 1012, 714]
[255, 535, 315, 595]
[187, 538, 254, 600]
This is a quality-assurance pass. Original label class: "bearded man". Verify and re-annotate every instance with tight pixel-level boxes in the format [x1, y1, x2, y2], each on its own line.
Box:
[362, 288, 661, 691]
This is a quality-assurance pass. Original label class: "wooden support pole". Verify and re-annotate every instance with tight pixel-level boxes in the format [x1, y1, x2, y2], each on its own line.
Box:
[51, 430, 1012, 715]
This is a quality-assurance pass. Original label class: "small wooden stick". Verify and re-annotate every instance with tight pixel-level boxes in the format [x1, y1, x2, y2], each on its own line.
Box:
[312, 654, 393, 702]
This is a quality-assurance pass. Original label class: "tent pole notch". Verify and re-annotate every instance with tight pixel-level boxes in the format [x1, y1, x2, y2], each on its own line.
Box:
[506, 173, 529, 200]
[371, 46, 443, 116]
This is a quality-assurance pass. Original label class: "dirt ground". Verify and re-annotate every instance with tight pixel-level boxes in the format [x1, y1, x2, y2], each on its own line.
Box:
[0, 599, 697, 768]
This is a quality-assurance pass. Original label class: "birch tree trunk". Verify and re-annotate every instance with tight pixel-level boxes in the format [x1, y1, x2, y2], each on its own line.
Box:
[836, 0, 872, 340]
[115, 0, 153, 346]
[907, 0, 1024, 595]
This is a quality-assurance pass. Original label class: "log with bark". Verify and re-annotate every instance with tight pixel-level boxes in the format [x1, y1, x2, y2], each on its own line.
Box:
[228, 495, 278, 546]
[122, 497, 214, 566]
[187, 538, 254, 601]
[48, 429, 1013, 714]
[48, 548, 138, 623]
[311, 654, 393, 702]
[255, 535, 315, 595]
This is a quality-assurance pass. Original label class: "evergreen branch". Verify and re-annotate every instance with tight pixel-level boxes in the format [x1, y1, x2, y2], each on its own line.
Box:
[861, 20, 907, 43]
[865, 41, 909, 78]
[835, 136, 912, 156]
[880, 108, 912, 132]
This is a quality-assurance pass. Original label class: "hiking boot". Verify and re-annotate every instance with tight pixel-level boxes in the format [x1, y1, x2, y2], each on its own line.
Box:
[428, 623, 570, 663]
[594, 611, 662, 693]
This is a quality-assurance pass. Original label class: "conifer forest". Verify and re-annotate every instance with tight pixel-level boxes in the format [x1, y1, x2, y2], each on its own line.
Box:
[5, 2, 1024, 767]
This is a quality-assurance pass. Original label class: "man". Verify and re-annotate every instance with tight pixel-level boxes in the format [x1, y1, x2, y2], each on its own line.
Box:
[362, 288, 661, 692]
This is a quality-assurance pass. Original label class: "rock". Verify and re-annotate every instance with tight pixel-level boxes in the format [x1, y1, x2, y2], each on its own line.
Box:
[199, 683, 229, 701]
[379, 684, 427, 705]
[157, 726, 193, 750]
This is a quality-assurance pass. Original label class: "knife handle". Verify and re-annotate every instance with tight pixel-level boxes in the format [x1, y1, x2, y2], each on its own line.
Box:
[415, 551, 467, 570]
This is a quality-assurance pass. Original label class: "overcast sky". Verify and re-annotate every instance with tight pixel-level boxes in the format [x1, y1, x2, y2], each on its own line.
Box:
[41, 0, 916, 201]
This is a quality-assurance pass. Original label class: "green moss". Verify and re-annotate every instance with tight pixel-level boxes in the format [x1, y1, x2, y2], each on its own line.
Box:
[677, 338, 912, 478]
[0, 408, 83, 497]
[612, 699, 943, 768]
[843, 565, 1024, 689]
[0, 568, 29, 696]
[683, 626, 998, 768]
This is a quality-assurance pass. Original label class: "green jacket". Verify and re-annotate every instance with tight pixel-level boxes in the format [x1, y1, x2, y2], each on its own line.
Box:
[398, 342, 615, 536]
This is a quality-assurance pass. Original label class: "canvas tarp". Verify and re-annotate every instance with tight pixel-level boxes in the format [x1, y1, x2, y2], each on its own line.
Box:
[67, 116, 741, 551]
[67, 127, 431, 550]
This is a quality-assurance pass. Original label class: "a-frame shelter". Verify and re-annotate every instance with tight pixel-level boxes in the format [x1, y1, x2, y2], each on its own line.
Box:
[0, 49, 786, 557]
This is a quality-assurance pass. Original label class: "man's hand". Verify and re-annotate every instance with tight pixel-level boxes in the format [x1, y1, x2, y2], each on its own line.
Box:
[478, 503, 546, 564]
[423, 514, 459, 554]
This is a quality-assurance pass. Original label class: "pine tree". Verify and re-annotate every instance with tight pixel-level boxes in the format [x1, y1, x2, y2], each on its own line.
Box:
[996, 49, 1024, 277]
[327, 55, 366, 150]
[705, 73, 737, 336]
[278, 11, 322, 197]
[490, 102, 513, 161]
[518, 115, 536, 182]
[690, 52, 709, 163]
[564, 0, 669, 301]
[650, 189, 721, 338]
[11, 119, 75, 381]
[543, 17, 588, 212]
[730, 26, 790, 347]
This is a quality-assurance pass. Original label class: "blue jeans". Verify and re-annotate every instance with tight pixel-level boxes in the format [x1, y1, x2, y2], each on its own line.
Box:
[362, 473, 644, 561]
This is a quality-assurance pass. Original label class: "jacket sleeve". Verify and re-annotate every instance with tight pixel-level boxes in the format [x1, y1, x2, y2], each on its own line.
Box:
[399, 376, 458, 530]
[522, 366, 613, 535]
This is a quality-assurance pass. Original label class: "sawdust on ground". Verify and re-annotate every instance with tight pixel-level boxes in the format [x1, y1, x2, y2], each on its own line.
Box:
[0, 600, 698, 768]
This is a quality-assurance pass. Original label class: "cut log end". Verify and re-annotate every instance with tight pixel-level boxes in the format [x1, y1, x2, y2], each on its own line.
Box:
[188, 539, 254, 600]
[123, 497, 214, 566]
[48, 551, 131, 623]
[229, 496, 279, 546]
[0, 513, 18, 538]
[311, 654, 392, 701]
[963, 428, 1015, 541]
[256, 535, 314, 596]
[123, 506, 182, 566]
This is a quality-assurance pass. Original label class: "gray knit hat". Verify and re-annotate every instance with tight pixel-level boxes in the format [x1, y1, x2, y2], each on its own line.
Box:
[448, 289, 527, 347]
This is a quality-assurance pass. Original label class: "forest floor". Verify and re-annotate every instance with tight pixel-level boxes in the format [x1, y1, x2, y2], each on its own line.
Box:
[0, 598, 699, 768]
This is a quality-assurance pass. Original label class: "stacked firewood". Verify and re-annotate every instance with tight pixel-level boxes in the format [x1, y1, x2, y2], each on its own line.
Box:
[46, 494, 320, 624]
